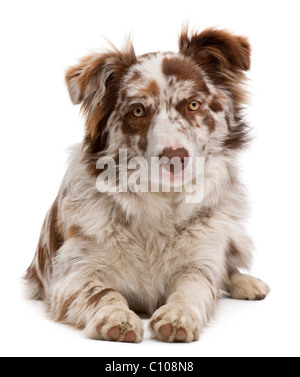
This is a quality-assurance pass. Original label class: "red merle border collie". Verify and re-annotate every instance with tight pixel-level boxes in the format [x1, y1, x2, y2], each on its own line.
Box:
[25, 28, 269, 342]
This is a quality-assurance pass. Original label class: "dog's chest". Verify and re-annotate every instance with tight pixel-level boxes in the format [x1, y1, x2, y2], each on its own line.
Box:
[91, 193, 199, 312]
[105, 218, 179, 313]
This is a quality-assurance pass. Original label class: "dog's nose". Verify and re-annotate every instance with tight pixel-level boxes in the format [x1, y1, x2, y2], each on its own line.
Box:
[159, 147, 189, 161]
[158, 147, 189, 173]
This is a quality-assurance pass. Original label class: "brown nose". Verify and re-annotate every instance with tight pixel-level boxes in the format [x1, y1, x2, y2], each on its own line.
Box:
[159, 147, 189, 161]
[158, 147, 189, 173]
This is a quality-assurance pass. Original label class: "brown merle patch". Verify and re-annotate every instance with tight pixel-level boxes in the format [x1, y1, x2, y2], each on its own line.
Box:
[24, 196, 64, 299]
[162, 56, 210, 96]
[24, 264, 44, 300]
[223, 122, 251, 150]
[86, 288, 116, 308]
[141, 80, 160, 98]
[47, 196, 64, 258]
[202, 113, 216, 133]
[223, 113, 250, 150]
[209, 96, 223, 113]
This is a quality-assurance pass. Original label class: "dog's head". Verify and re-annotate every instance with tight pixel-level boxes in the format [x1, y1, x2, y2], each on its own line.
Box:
[66, 28, 250, 191]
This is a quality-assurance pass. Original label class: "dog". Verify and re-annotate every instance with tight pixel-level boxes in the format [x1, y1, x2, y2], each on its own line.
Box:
[25, 27, 270, 342]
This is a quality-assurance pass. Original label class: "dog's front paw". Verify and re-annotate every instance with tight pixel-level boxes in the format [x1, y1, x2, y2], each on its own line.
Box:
[86, 305, 144, 342]
[149, 304, 200, 342]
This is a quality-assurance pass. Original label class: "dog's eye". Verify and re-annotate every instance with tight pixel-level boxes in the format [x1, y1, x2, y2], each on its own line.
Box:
[132, 106, 147, 118]
[188, 100, 202, 112]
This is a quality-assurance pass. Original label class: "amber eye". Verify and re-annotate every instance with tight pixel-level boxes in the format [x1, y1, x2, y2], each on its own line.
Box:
[132, 106, 146, 118]
[188, 100, 202, 112]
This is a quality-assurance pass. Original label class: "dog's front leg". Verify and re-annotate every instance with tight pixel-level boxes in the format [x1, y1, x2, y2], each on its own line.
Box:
[47, 271, 144, 342]
[149, 229, 227, 342]
[44, 238, 144, 342]
[149, 271, 218, 342]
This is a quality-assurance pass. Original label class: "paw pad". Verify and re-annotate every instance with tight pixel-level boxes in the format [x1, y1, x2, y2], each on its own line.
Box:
[150, 305, 199, 343]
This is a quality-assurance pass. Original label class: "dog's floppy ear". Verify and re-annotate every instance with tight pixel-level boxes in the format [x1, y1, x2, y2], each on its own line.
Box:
[65, 53, 112, 106]
[179, 27, 251, 81]
[65, 44, 137, 110]
[65, 43, 136, 141]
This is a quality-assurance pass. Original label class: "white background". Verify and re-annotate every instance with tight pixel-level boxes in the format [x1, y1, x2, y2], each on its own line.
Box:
[1, 0, 300, 357]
